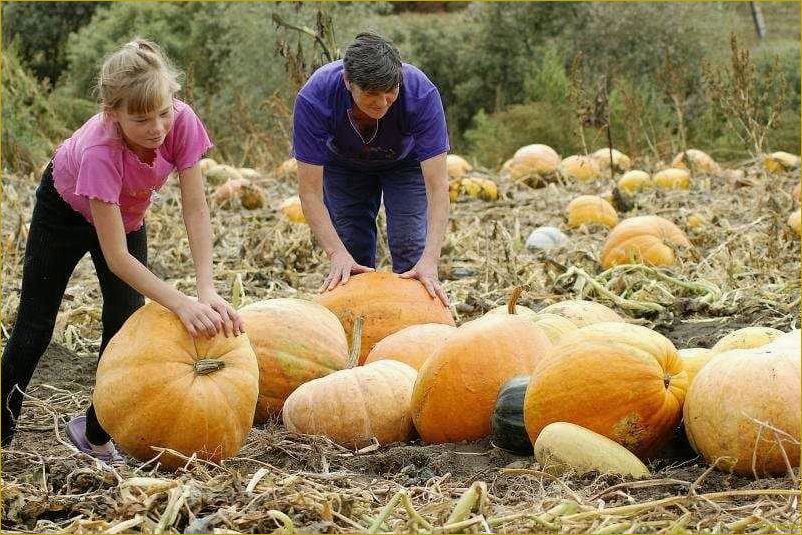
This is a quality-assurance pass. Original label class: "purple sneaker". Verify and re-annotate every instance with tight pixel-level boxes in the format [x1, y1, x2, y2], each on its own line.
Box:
[66, 415, 124, 466]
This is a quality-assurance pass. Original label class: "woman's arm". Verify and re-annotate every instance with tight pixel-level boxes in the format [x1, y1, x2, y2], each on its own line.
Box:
[90, 199, 224, 338]
[178, 164, 244, 336]
[298, 161, 374, 291]
[399, 152, 450, 306]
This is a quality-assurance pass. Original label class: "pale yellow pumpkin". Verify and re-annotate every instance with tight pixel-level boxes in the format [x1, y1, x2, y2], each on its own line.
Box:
[509, 144, 561, 186]
[280, 195, 306, 224]
[559, 155, 601, 182]
[788, 209, 801, 236]
[538, 299, 622, 328]
[446, 154, 472, 180]
[710, 326, 784, 354]
[617, 170, 652, 194]
[94, 302, 259, 470]
[566, 195, 618, 229]
[764, 151, 800, 173]
[671, 149, 720, 174]
[205, 164, 243, 186]
[684, 333, 800, 475]
[600, 216, 692, 268]
[653, 168, 691, 190]
[591, 148, 632, 173]
[534, 422, 651, 477]
[239, 299, 349, 423]
[678, 347, 713, 386]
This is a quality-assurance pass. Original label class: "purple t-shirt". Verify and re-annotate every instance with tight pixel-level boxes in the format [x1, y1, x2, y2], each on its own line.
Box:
[52, 99, 213, 233]
[292, 60, 449, 170]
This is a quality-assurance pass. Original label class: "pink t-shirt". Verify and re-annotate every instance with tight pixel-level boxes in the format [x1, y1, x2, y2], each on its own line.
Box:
[52, 99, 213, 233]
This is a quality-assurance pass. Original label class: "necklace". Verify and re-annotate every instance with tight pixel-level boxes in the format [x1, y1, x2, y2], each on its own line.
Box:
[347, 108, 379, 145]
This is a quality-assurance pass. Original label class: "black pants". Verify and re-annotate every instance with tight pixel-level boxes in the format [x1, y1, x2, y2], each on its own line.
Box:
[1, 163, 146, 446]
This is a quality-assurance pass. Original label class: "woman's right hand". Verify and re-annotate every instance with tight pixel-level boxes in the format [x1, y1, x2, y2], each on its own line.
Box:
[172, 295, 226, 338]
[319, 249, 374, 292]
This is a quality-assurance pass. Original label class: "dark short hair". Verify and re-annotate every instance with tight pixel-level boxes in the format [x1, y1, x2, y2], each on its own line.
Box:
[343, 32, 402, 92]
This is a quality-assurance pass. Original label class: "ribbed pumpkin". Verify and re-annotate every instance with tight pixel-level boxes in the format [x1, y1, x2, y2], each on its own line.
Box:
[94, 302, 259, 470]
[788, 209, 801, 236]
[239, 299, 349, 423]
[671, 149, 720, 174]
[508, 144, 561, 186]
[524, 322, 688, 458]
[534, 422, 651, 477]
[684, 332, 800, 475]
[314, 272, 455, 365]
[600, 216, 692, 269]
[491, 375, 532, 454]
[364, 323, 456, 370]
[711, 326, 783, 354]
[411, 291, 552, 443]
[566, 195, 619, 229]
[282, 319, 418, 447]
[678, 347, 713, 386]
[591, 148, 632, 173]
[446, 154, 472, 180]
[559, 155, 601, 182]
[276, 157, 298, 179]
[617, 170, 652, 194]
[280, 195, 306, 224]
[538, 299, 622, 328]
[653, 168, 691, 190]
[763, 151, 800, 173]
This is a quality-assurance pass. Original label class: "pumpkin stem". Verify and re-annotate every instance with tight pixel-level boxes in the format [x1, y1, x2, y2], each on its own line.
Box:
[194, 358, 225, 375]
[507, 286, 525, 314]
[346, 316, 364, 369]
[663, 373, 671, 389]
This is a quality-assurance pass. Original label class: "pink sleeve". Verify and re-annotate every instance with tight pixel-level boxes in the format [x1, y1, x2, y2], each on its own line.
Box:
[168, 102, 214, 171]
[74, 147, 123, 204]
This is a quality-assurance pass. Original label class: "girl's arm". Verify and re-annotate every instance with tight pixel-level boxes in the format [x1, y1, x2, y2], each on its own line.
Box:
[178, 163, 244, 337]
[90, 199, 224, 338]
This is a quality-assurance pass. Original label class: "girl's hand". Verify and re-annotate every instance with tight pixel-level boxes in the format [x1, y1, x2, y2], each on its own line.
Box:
[173, 296, 225, 339]
[198, 287, 245, 337]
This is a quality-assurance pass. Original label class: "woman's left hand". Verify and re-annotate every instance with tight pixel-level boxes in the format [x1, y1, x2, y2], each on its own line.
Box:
[198, 287, 245, 337]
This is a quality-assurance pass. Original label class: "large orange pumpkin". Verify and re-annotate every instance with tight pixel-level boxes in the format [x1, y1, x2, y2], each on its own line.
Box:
[94, 302, 259, 470]
[524, 322, 688, 458]
[601, 216, 692, 268]
[411, 297, 552, 444]
[314, 272, 455, 364]
[363, 323, 456, 370]
[684, 332, 800, 475]
[239, 298, 349, 423]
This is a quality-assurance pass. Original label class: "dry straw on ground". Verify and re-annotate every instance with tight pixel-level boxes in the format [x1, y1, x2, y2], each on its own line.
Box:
[1, 157, 799, 533]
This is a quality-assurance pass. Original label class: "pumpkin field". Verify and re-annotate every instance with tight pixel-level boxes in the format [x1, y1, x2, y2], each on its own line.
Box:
[1, 144, 800, 533]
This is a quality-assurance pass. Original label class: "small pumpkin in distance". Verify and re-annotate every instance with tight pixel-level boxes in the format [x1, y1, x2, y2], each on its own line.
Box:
[600, 215, 692, 268]
[788, 209, 801, 236]
[560, 155, 601, 182]
[617, 170, 652, 194]
[591, 148, 632, 173]
[763, 151, 800, 173]
[566, 195, 618, 229]
[508, 144, 561, 186]
[446, 154, 472, 180]
[671, 149, 720, 174]
[491, 375, 532, 455]
[653, 168, 691, 190]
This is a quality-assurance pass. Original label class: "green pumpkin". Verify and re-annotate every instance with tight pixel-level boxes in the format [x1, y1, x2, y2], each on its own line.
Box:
[491, 375, 532, 454]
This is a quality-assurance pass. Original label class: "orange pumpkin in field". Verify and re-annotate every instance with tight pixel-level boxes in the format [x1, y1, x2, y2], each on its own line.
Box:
[94, 302, 259, 470]
[524, 322, 688, 459]
[411, 291, 552, 444]
[239, 299, 349, 423]
[364, 323, 456, 370]
[314, 272, 455, 364]
[601, 216, 692, 268]
[566, 195, 619, 229]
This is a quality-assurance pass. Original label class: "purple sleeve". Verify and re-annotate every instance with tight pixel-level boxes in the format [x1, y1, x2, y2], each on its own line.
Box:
[292, 94, 330, 166]
[411, 89, 450, 162]
[74, 147, 123, 204]
[169, 103, 214, 171]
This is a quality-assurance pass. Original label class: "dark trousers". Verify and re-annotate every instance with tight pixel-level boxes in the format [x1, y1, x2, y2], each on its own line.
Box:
[1, 163, 146, 446]
[323, 159, 428, 273]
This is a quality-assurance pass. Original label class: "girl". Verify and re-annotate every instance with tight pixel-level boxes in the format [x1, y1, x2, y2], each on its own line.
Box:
[1, 38, 244, 464]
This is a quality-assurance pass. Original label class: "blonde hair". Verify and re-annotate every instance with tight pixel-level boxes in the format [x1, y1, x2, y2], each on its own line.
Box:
[97, 38, 181, 116]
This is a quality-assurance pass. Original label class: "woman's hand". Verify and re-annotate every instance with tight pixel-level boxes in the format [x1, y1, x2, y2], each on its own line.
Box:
[198, 287, 245, 337]
[319, 249, 374, 292]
